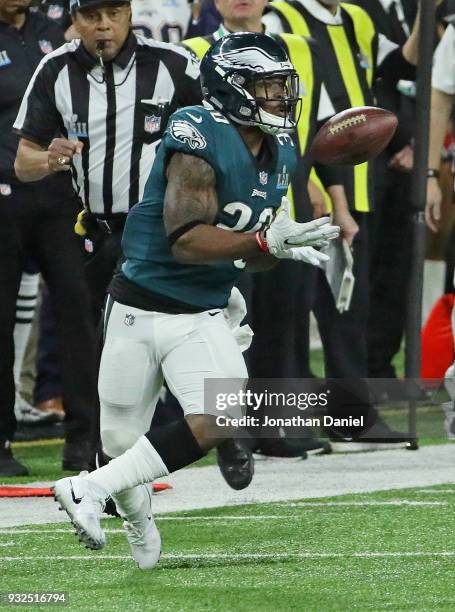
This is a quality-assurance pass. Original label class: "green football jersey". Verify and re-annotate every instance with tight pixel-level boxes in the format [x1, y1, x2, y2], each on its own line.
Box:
[121, 104, 297, 310]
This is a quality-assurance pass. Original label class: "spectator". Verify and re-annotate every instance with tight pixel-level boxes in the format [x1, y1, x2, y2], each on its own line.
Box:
[131, 0, 192, 41]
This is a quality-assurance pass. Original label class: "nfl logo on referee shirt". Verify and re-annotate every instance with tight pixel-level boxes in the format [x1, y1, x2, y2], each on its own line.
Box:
[124, 314, 135, 326]
[144, 115, 161, 134]
[38, 40, 54, 54]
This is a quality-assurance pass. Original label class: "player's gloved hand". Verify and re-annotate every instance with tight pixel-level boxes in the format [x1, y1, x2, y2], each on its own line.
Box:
[74, 209, 88, 236]
[264, 197, 340, 256]
[278, 246, 330, 267]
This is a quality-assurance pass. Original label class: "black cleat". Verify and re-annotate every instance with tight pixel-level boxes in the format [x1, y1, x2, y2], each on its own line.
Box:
[0, 440, 28, 477]
[327, 417, 411, 452]
[217, 439, 254, 490]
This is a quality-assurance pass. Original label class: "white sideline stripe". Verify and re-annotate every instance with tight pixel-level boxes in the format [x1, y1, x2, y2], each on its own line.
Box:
[287, 501, 447, 507]
[417, 489, 455, 494]
[3, 551, 455, 562]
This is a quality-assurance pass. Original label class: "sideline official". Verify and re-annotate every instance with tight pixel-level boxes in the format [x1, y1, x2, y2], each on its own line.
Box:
[263, 0, 422, 444]
[0, 0, 97, 476]
[14, 0, 202, 322]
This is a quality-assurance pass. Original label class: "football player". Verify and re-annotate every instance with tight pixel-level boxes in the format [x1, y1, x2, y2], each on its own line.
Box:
[53, 32, 339, 569]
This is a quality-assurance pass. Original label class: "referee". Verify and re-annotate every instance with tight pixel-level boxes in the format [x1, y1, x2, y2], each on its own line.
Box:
[0, 0, 97, 476]
[13, 0, 201, 471]
[14, 0, 202, 322]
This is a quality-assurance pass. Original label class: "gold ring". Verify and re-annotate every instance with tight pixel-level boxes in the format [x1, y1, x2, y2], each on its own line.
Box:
[57, 156, 67, 166]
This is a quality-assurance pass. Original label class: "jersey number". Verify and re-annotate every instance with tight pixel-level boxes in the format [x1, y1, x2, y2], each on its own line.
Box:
[217, 202, 273, 233]
[216, 202, 274, 270]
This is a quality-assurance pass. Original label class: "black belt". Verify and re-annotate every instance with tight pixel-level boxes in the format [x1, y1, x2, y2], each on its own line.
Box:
[85, 214, 127, 235]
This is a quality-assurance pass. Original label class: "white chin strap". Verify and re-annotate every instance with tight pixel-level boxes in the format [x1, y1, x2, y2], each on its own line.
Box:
[254, 108, 295, 135]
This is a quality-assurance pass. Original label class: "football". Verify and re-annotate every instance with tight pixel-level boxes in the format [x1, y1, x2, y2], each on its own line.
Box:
[310, 106, 398, 166]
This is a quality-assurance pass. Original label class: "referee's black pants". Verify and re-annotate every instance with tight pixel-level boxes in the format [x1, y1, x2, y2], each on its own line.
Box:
[244, 260, 314, 379]
[0, 182, 97, 444]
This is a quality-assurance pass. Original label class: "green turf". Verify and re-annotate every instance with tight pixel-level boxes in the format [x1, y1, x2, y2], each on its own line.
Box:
[310, 346, 405, 378]
[2, 442, 217, 485]
[2, 486, 455, 610]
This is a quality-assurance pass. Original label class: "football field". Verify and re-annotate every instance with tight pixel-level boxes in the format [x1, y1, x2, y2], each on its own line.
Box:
[1, 486, 455, 610]
[1, 438, 455, 611]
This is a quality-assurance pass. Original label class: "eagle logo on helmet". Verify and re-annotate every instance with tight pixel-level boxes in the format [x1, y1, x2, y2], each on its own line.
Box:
[214, 47, 293, 72]
[170, 120, 207, 150]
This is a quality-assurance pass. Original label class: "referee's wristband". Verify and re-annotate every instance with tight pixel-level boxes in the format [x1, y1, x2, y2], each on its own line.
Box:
[255, 230, 269, 253]
[427, 168, 440, 179]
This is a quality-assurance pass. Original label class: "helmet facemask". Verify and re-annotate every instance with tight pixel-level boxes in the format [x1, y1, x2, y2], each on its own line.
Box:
[222, 70, 301, 135]
[242, 71, 301, 135]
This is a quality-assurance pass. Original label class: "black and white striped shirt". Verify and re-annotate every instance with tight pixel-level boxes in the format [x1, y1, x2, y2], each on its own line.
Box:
[14, 32, 201, 216]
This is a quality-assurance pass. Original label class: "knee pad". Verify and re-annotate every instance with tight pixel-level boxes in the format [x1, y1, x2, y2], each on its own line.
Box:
[101, 428, 142, 459]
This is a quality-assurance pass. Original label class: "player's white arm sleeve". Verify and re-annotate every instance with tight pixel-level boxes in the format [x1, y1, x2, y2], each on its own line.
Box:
[377, 33, 399, 67]
[432, 25, 455, 95]
[261, 12, 284, 34]
[264, 197, 340, 258]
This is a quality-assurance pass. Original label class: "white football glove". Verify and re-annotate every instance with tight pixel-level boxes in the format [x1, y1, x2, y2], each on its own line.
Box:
[279, 246, 330, 266]
[264, 197, 340, 257]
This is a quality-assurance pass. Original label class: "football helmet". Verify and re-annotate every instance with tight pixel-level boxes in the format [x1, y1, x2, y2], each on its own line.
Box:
[200, 32, 301, 135]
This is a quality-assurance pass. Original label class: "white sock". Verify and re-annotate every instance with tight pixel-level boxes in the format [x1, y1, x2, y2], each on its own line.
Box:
[13, 273, 39, 387]
[113, 485, 150, 523]
[85, 436, 169, 496]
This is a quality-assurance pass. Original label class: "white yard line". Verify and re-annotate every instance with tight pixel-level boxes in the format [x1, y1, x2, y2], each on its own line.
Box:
[3, 551, 455, 562]
[1, 444, 454, 528]
[0, 499, 448, 537]
[287, 500, 446, 507]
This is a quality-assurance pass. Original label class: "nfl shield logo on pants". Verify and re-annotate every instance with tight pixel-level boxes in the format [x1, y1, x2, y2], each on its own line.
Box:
[124, 314, 135, 326]
[144, 115, 161, 134]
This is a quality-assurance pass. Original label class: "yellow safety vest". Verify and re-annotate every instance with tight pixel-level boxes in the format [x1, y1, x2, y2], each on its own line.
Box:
[269, 0, 377, 212]
[182, 36, 212, 60]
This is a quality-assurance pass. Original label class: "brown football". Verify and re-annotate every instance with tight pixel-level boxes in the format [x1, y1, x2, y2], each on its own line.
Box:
[310, 106, 398, 166]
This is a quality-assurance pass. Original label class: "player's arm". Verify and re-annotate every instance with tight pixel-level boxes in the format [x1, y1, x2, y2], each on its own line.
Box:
[164, 153, 339, 265]
[425, 88, 454, 232]
[164, 152, 271, 264]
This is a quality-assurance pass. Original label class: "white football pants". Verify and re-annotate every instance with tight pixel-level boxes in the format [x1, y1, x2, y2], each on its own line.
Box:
[98, 298, 248, 459]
